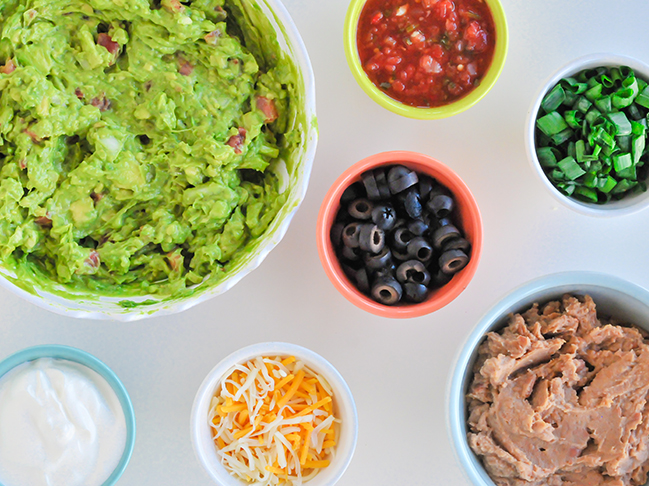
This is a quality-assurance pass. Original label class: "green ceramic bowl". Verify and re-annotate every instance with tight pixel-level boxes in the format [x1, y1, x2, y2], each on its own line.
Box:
[344, 0, 509, 119]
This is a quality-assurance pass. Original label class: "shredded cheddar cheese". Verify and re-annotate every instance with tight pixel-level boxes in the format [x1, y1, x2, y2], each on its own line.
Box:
[208, 356, 339, 485]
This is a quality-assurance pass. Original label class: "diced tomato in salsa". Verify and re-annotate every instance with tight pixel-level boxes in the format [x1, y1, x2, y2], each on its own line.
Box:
[357, 0, 496, 108]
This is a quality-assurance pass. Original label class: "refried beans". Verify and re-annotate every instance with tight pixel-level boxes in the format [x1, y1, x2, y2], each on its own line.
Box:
[467, 294, 649, 486]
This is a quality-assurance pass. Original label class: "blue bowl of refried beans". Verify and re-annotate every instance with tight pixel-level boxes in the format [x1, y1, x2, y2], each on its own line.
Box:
[448, 272, 649, 486]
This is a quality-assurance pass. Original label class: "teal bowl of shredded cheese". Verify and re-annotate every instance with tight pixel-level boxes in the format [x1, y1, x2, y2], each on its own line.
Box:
[190, 342, 358, 486]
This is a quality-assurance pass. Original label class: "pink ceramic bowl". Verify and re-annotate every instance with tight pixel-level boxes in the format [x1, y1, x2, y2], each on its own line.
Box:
[317, 151, 483, 318]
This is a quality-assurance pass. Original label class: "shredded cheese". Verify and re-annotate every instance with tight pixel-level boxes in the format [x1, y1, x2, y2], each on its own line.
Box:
[208, 356, 339, 485]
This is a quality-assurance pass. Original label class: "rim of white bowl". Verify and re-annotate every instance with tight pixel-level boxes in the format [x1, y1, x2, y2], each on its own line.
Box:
[190, 342, 358, 486]
[446, 271, 649, 486]
[525, 53, 649, 218]
[0, 0, 318, 321]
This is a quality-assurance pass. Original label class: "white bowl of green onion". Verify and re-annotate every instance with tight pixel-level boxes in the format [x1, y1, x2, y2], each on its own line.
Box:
[526, 53, 649, 217]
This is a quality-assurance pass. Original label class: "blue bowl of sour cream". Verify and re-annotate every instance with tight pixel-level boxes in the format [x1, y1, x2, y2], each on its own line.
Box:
[0, 345, 136, 486]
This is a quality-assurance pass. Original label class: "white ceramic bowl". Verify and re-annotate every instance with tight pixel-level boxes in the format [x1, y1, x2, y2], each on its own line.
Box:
[447, 271, 649, 486]
[191, 342, 358, 486]
[0, 0, 317, 321]
[525, 53, 649, 217]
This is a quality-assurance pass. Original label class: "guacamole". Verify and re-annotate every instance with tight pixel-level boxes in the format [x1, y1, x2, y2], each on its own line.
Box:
[0, 0, 303, 300]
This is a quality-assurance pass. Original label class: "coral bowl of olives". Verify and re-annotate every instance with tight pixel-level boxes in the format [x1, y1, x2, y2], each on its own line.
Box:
[317, 151, 483, 318]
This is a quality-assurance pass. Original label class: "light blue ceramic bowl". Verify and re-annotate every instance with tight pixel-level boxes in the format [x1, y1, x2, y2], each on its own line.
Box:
[0, 345, 136, 486]
[447, 272, 649, 486]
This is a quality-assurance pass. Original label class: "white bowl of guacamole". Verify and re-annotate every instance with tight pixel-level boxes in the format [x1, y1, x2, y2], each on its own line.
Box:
[0, 0, 317, 320]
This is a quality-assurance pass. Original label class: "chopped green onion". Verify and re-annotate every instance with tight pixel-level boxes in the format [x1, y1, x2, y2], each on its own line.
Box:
[633, 134, 646, 164]
[561, 77, 588, 94]
[563, 110, 583, 129]
[589, 126, 615, 149]
[628, 104, 645, 121]
[612, 179, 637, 194]
[617, 135, 631, 153]
[557, 182, 575, 195]
[564, 90, 578, 106]
[613, 152, 633, 173]
[598, 73, 615, 88]
[631, 120, 647, 137]
[558, 156, 586, 180]
[551, 169, 566, 181]
[574, 186, 598, 202]
[536, 147, 558, 167]
[541, 84, 565, 112]
[636, 86, 649, 109]
[612, 87, 636, 109]
[583, 172, 598, 188]
[607, 112, 632, 136]
[536, 112, 568, 136]
[551, 128, 573, 145]
[598, 175, 617, 193]
[534, 65, 649, 203]
[573, 96, 592, 114]
[575, 139, 597, 162]
[617, 165, 637, 180]
[585, 107, 603, 126]
[585, 83, 602, 102]
[594, 95, 612, 113]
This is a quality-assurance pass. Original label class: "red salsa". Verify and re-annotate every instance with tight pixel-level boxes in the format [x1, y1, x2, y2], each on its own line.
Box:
[357, 0, 496, 108]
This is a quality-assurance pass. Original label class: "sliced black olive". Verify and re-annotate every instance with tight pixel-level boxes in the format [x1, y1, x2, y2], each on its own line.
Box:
[371, 204, 397, 231]
[404, 190, 422, 218]
[396, 260, 431, 286]
[407, 236, 434, 263]
[340, 181, 364, 204]
[404, 282, 428, 303]
[392, 227, 413, 251]
[371, 277, 402, 305]
[373, 263, 396, 280]
[358, 224, 385, 253]
[393, 218, 407, 229]
[439, 249, 469, 274]
[330, 222, 344, 248]
[361, 170, 381, 200]
[341, 245, 361, 261]
[374, 168, 391, 199]
[443, 237, 471, 253]
[436, 217, 452, 228]
[364, 246, 392, 272]
[387, 165, 418, 194]
[348, 198, 373, 220]
[352, 267, 370, 293]
[432, 268, 453, 287]
[427, 194, 454, 218]
[341, 222, 361, 248]
[420, 211, 434, 229]
[335, 205, 353, 224]
[407, 219, 429, 236]
[418, 176, 435, 201]
[432, 224, 460, 249]
[391, 246, 410, 261]
[342, 264, 356, 279]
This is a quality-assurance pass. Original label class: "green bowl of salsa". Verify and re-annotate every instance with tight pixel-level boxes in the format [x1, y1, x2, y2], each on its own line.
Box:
[344, 0, 508, 119]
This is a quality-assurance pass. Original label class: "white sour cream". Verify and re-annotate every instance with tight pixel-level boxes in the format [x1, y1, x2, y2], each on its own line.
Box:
[0, 358, 127, 486]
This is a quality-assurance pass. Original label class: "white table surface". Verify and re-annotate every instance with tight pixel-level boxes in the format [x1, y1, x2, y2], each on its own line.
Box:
[2, 0, 649, 485]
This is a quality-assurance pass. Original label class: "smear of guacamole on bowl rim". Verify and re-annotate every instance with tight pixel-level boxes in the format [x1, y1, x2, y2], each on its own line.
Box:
[0, 0, 307, 303]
